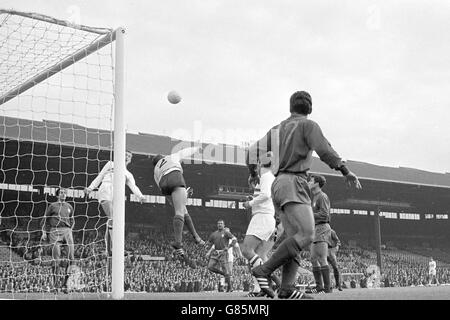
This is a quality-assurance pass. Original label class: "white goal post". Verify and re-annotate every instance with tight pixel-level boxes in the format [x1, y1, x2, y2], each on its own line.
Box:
[0, 9, 126, 299]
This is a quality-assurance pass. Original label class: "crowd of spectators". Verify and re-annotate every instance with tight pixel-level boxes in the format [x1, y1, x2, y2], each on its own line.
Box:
[1, 224, 450, 294]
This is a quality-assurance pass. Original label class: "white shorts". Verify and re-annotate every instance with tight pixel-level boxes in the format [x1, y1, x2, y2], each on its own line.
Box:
[98, 183, 113, 203]
[246, 213, 276, 242]
[429, 270, 436, 276]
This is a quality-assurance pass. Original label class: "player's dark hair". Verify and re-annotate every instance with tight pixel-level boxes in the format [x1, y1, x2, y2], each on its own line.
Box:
[261, 161, 271, 168]
[290, 91, 312, 115]
[152, 154, 164, 166]
[312, 174, 326, 188]
[55, 188, 66, 197]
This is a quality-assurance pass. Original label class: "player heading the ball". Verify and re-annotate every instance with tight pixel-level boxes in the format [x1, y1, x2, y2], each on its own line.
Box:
[151, 146, 204, 269]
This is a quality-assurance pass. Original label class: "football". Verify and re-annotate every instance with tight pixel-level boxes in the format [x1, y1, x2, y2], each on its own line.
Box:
[167, 90, 181, 104]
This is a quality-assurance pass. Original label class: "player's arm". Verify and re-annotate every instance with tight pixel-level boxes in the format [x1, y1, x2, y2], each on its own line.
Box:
[245, 173, 273, 208]
[305, 121, 362, 189]
[69, 204, 75, 229]
[233, 242, 243, 259]
[205, 244, 215, 258]
[246, 125, 277, 187]
[246, 144, 259, 187]
[334, 232, 341, 248]
[205, 234, 214, 252]
[125, 172, 145, 203]
[40, 205, 51, 241]
[85, 161, 112, 193]
[172, 146, 202, 162]
[225, 231, 237, 249]
[246, 138, 267, 188]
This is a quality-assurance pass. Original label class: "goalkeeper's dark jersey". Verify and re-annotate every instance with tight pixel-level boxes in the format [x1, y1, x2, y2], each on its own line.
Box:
[43, 202, 74, 229]
[247, 114, 346, 176]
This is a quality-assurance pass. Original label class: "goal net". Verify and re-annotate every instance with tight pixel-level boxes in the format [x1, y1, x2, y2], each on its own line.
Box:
[0, 9, 125, 299]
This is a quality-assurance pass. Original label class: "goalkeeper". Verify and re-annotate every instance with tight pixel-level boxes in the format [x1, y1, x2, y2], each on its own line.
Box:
[40, 188, 75, 293]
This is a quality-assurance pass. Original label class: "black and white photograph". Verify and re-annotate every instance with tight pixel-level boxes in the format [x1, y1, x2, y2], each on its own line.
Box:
[0, 0, 449, 313]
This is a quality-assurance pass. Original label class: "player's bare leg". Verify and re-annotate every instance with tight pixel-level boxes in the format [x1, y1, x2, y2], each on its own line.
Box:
[259, 239, 282, 290]
[100, 201, 113, 256]
[171, 187, 196, 268]
[243, 235, 279, 296]
[243, 235, 264, 295]
[223, 263, 233, 292]
[311, 242, 330, 293]
[252, 203, 314, 299]
[100, 200, 113, 292]
[278, 210, 304, 293]
[62, 236, 76, 293]
[51, 242, 62, 292]
[171, 187, 187, 249]
[168, 189, 204, 245]
[208, 257, 227, 277]
[183, 207, 205, 245]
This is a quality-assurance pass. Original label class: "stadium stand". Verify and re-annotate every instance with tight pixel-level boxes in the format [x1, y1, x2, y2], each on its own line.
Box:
[1, 117, 450, 293]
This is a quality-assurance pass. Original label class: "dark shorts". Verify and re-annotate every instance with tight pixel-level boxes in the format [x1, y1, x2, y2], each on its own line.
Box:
[208, 250, 231, 274]
[159, 170, 186, 196]
[49, 227, 74, 245]
[313, 223, 332, 245]
[48, 227, 75, 259]
[328, 241, 339, 249]
[271, 173, 311, 210]
[328, 246, 339, 258]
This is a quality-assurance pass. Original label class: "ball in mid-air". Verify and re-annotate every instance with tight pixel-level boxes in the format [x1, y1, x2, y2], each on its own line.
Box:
[167, 90, 181, 104]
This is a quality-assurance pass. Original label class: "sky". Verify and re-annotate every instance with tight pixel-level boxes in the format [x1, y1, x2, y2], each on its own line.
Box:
[2, 0, 450, 173]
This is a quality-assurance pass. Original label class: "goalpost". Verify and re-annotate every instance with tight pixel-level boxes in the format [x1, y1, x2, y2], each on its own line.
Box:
[0, 9, 126, 299]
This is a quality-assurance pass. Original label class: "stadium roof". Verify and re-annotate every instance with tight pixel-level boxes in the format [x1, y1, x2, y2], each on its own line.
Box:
[2, 115, 450, 188]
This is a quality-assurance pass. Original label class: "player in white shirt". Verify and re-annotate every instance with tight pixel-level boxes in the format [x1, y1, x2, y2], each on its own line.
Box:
[241, 152, 280, 297]
[152, 146, 203, 267]
[428, 257, 439, 286]
[85, 150, 145, 256]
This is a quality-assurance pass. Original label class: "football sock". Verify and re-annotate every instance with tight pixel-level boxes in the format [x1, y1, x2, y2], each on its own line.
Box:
[313, 266, 323, 290]
[184, 213, 200, 240]
[320, 265, 331, 291]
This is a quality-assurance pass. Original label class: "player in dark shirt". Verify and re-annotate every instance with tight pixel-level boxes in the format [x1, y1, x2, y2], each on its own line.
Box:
[247, 91, 362, 299]
[327, 228, 342, 291]
[205, 220, 237, 292]
[40, 188, 75, 293]
[308, 174, 333, 294]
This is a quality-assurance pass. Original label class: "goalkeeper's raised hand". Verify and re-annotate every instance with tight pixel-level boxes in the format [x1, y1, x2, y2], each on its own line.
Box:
[343, 171, 362, 189]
